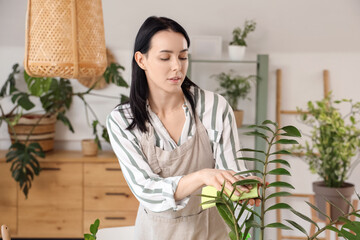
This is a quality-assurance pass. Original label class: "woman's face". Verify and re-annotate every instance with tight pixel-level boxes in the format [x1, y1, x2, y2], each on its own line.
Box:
[136, 30, 189, 95]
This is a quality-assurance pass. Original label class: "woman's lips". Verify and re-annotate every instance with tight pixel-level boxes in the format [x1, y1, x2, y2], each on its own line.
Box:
[168, 77, 181, 83]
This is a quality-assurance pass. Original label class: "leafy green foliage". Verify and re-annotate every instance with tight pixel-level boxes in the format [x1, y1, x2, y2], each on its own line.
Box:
[84, 218, 100, 240]
[296, 94, 360, 187]
[230, 20, 256, 46]
[210, 119, 360, 239]
[103, 62, 128, 88]
[212, 70, 257, 110]
[1, 62, 129, 197]
[5, 142, 44, 198]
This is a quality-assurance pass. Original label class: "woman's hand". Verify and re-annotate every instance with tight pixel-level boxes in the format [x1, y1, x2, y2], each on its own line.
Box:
[200, 168, 250, 197]
[200, 169, 264, 207]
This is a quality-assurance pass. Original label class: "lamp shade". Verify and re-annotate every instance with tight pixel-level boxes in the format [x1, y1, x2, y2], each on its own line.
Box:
[24, 0, 107, 79]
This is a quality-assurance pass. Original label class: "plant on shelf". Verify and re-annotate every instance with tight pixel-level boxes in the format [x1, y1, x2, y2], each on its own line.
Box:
[0, 62, 128, 198]
[212, 70, 257, 127]
[294, 93, 360, 219]
[201, 120, 360, 240]
[228, 20, 256, 60]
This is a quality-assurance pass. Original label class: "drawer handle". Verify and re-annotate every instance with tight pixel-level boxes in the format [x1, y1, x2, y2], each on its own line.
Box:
[105, 168, 121, 171]
[42, 167, 61, 171]
[105, 192, 129, 198]
[105, 217, 126, 220]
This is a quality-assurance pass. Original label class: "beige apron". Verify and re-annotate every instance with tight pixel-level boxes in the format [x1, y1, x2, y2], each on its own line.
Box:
[135, 114, 229, 240]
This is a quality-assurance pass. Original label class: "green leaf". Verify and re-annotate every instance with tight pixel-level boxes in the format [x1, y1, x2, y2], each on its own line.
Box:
[291, 209, 319, 230]
[248, 124, 274, 133]
[262, 120, 277, 127]
[266, 191, 292, 200]
[305, 201, 332, 222]
[90, 218, 100, 235]
[268, 168, 291, 176]
[246, 219, 261, 229]
[233, 179, 261, 186]
[268, 159, 291, 168]
[229, 231, 237, 240]
[57, 112, 74, 133]
[267, 181, 295, 189]
[236, 157, 264, 164]
[84, 234, 96, 240]
[243, 131, 268, 139]
[286, 220, 308, 236]
[216, 203, 236, 233]
[18, 94, 35, 110]
[281, 125, 301, 137]
[234, 170, 263, 176]
[265, 203, 292, 212]
[265, 222, 292, 230]
[274, 139, 299, 145]
[239, 148, 266, 155]
[270, 150, 292, 155]
[325, 225, 340, 233]
[339, 221, 360, 237]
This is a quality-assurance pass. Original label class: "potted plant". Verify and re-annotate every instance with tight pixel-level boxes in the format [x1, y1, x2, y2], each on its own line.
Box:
[201, 120, 360, 240]
[228, 20, 256, 60]
[294, 94, 360, 220]
[0, 62, 128, 197]
[212, 70, 257, 127]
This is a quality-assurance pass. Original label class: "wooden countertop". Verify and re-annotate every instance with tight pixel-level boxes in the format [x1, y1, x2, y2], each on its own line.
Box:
[0, 149, 117, 163]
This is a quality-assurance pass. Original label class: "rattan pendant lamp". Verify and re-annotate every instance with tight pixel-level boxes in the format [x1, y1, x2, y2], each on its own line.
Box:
[24, 0, 107, 79]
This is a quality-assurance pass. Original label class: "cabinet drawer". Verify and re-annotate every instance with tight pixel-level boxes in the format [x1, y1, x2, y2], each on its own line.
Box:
[18, 206, 82, 238]
[19, 162, 82, 207]
[84, 186, 139, 211]
[84, 210, 137, 232]
[84, 162, 127, 187]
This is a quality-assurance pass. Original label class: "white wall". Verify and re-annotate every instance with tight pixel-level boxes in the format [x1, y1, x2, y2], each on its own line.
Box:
[1, 0, 360, 239]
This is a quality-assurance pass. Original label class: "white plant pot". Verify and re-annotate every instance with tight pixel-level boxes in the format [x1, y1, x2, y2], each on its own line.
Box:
[228, 45, 246, 60]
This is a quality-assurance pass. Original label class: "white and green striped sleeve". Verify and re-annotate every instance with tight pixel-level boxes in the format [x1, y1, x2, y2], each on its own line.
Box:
[106, 107, 189, 212]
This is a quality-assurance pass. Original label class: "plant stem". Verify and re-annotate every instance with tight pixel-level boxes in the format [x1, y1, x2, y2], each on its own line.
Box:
[260, 132, 276, 240]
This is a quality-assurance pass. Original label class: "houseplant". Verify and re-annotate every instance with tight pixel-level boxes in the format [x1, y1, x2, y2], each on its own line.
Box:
[213, 70, 257, 127]
[201, 120, 360, 240]
[0, 62, 128, 197]
[295, 94, 360, 220]
[228, 20, 256, 60]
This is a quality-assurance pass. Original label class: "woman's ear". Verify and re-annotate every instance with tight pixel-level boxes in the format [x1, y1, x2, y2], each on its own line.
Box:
[134, 51, 146, 70]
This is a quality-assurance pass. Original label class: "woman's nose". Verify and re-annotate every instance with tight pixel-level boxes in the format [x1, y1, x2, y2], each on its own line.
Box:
[171, 58, 181, 71]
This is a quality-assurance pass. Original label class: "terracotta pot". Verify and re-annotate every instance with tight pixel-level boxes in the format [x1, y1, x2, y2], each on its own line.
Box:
[233, 110, 244, 128]
[81, 139, 98, 156]
[312, 181, 355, 221]
[7, 114, 56, 152]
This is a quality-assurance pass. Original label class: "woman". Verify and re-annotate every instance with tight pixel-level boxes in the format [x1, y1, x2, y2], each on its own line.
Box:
[107, 16, 260, 240]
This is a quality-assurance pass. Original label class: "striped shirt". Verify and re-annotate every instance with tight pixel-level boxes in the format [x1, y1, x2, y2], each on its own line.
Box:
[106, 86, 246, 213]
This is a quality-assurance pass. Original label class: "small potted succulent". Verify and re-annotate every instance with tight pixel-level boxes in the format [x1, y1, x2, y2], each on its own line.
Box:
[228, 20, 256, 60]
[295, 94, 360, 220]
[213, 70, 257, 127]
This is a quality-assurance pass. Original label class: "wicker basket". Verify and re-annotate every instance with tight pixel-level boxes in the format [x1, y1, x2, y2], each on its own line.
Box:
[8, 114, 57, 152]
[24, 0, 107, 79]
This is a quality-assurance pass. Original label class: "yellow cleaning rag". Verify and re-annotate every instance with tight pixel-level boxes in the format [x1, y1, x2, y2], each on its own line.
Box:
[201, 185, 259, 209]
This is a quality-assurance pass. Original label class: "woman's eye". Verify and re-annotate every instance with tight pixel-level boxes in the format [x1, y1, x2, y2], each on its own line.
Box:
[179, 57, 188, 60]
[160, 58, 170, 61]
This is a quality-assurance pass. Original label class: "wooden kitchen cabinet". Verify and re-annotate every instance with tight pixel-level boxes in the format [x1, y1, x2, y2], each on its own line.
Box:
[83, 162, 139, 232]
[0, 162, 18, 235]
[0, 150, 138, 239]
